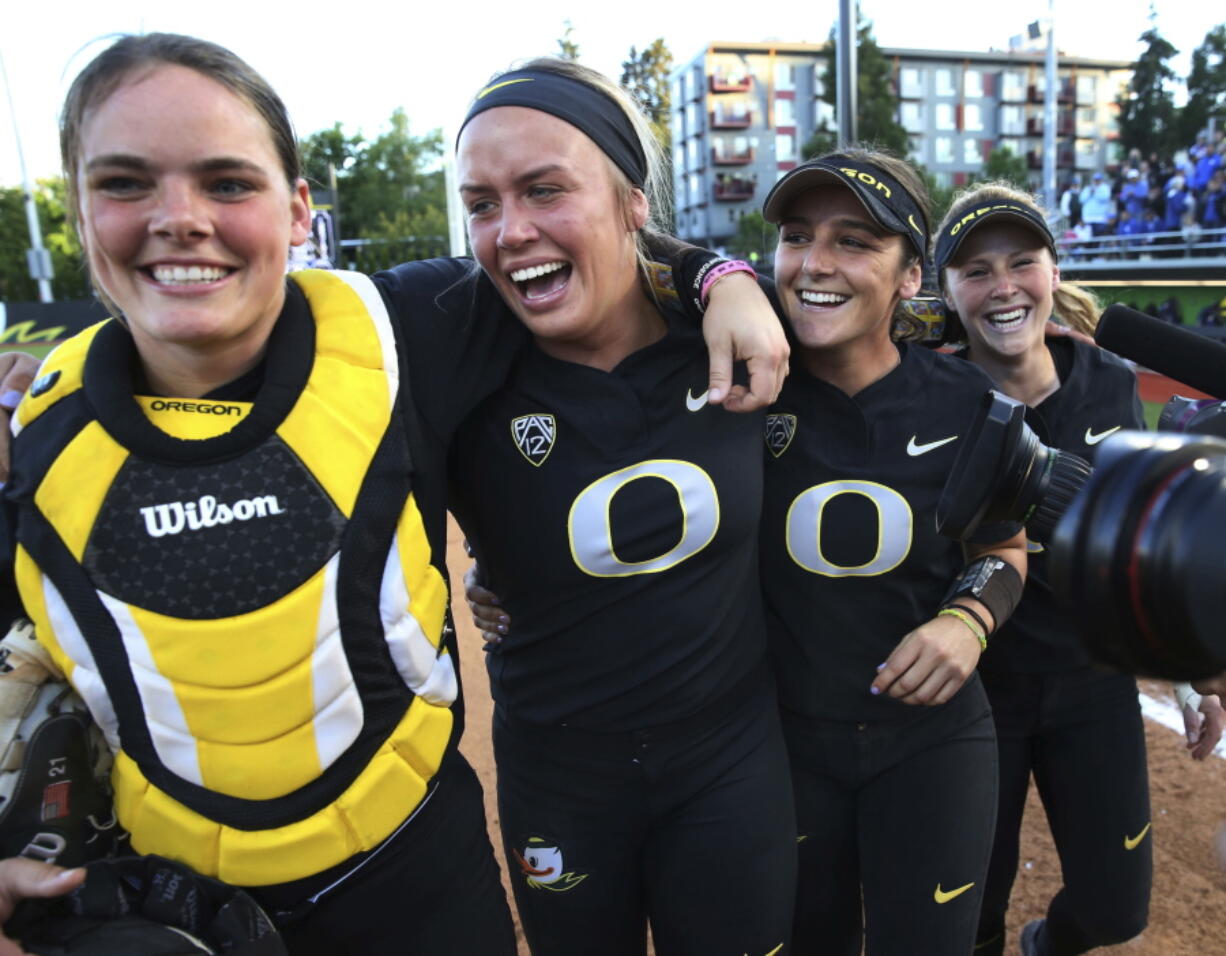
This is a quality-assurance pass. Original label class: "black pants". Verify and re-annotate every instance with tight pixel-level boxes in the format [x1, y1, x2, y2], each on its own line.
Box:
[257, 754, 517, 956]
[493, 683, 797, 956]
[784, 679, 998, 956]
[975, 667, 1151, 956]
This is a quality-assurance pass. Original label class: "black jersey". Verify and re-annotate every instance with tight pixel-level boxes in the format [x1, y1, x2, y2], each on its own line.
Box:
[976, 337, 1143, 673]
[449, 309, 767, 731]
[760, 342, 1019, 721]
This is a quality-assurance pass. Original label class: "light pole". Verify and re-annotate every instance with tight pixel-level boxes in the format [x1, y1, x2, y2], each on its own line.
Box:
[837, 0, 858, 146]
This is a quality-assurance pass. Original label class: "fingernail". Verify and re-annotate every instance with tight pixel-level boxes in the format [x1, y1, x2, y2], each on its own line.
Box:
[1, 390, 22, 410]
[870, 686, 881, 695]
[708, 387, 723, 403]
[876, 663, 887, 672]
[497, 624, 507, 634]
[498, 615, 509, 625]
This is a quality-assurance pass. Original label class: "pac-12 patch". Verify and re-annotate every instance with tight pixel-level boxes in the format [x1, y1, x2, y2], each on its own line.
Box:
[511, 414, 556, 467]
[513, 836, 588, 891]
[765, 414, 797, 458]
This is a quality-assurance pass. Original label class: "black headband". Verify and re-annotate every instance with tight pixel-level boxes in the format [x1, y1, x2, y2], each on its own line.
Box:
[762, 155, 929, 260]
[934, 200, 1057, 274]
[458, 70, 648, 187]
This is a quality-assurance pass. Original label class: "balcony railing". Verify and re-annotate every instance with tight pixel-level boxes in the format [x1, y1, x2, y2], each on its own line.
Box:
[713, 178, 756, 201]
[710, 110, 752, 129]
[711, 146, 755, 165]
[710, 74, 752, 93]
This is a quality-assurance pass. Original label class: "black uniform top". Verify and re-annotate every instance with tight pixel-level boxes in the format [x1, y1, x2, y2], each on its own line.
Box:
[449, 306, 767, 732]
[760, 342, 1020, 722]
[973, 337, 1144, 673]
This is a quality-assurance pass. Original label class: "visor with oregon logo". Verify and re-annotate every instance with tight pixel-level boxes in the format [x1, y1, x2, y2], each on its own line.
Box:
[762, 155, 929, 260]
[934, 200, 1057, 274]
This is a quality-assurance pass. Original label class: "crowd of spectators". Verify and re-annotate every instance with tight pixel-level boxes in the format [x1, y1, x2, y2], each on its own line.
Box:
[1055, 130, 1225, 258]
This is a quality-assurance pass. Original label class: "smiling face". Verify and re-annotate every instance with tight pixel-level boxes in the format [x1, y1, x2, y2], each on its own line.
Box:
[75, 63, 310, 383]
[457, 106, 652, 365]
[942, 221, 1060, 362]
[773, 184, 921, 363]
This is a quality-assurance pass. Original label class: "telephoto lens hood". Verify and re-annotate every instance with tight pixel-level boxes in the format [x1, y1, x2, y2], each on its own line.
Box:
[1049, 431, 1226, 680]
[937, 390, 1092, 543]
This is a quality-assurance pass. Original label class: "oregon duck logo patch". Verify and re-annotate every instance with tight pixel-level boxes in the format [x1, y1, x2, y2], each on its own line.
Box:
[514, 836, 588, 891]
[511, 414, 556, 466]
[765, 414, 797, 458]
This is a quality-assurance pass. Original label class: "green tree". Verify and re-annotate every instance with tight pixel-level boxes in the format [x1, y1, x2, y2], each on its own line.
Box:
[726, 210, 773, 267]
[300, 108, 448, 258]
[1116, 27, 1180, 159]
[557, 20, 580, 61]
[1179, 25, 1226, 144]
[621, 38, 673, 150]
[978, 146, 1029, 189]
[803, 16, 909, 158]
[0, 178, 89, 303]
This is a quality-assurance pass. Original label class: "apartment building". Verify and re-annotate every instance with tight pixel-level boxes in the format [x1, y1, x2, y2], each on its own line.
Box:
[671, 41, 1132, 247]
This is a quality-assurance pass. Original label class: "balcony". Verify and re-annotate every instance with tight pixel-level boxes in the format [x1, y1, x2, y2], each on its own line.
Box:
[710, 73, 752, 93]
[712, 146, 755, 166]
[713, 176, 756, 201]
[710, 110, 752, 129]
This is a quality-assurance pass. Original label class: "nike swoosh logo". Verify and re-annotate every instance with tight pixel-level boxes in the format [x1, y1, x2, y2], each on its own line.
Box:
[743, 946, 785, 956]
[907, 435, 958, 456]
[934, 882, 974, 904]
[1085, 425, 1121, 445]
[1124, 822, 1152, 850]
[686, 388, 710, 412]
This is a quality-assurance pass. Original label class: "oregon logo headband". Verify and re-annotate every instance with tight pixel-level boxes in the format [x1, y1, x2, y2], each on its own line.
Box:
[934, 201, 1057, 274]
[459, 69, 648, 188]
[762, 154, 929, 260]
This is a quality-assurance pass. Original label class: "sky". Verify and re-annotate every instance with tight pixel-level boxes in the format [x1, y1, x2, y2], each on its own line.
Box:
[2, 1, 1221, 187]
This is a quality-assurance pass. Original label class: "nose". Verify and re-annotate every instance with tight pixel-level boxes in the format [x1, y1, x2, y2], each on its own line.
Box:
[989, 269, 1017, 299]
[802, 241, 834, 276]
[495, 201, 538, 250]
[150, 179, 211, 242]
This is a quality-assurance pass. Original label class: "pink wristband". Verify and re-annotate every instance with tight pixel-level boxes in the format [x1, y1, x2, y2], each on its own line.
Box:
[699, 259, 756, 307]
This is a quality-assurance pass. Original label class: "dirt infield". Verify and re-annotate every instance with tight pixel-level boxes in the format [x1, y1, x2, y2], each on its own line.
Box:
[446, 521, 1226, 954]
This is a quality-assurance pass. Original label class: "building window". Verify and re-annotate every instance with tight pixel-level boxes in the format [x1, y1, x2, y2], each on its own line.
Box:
[963, 138, 982, 164]
[1001, 71, 1025, 102]
[687, 140, 700, 170]
[964, 70, 983, 98]
[814, 100, 835, 127]
[1076, 75, 1097, 104]
[909, 137, 925, 163]
[900, 67, 923, 98]
[999, 105, 1024, 136]
[686, 102, 700, 131]
[936, 69, 955, 97]
[900, 102, 924, 133]
[935, 137, 954, 164]
[775, 63, 795, 91]
[813, 63, 827, 98]
[688, 172, 702, 204]
[964, 103, 983, 132]
[776, 133, 797, 161]
[776, 98, 796, 127]
[673, 77, 685, 105]
[935, 103, 955, 131]
[1076, 107, 1097, 138]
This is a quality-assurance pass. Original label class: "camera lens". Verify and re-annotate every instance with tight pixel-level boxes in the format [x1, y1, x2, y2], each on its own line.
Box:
[1049, 431, 1226, 679]
[937, 390, 1092, 543]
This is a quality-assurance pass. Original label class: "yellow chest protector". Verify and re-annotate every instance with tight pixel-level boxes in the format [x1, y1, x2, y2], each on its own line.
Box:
[9, 270, 454, 886]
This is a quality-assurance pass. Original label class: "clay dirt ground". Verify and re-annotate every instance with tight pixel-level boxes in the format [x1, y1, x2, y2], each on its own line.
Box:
[446, 521, 1226, 955]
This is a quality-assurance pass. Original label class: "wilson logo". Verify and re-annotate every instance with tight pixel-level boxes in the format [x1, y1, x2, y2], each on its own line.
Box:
[139, 494, 285, 538]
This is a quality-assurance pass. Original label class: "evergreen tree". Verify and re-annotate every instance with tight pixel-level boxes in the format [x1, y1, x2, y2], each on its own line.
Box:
[978, 146, 1030, 189]
[803, 16, 909, 158]
[0, 179, 89, 302]
[1179, 25, 1226, 145]
[557, 20, 580, 61]
[1116, 27, 1180, 159]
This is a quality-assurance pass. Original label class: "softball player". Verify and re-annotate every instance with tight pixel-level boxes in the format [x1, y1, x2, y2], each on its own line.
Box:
[936, 183, 1224, 956]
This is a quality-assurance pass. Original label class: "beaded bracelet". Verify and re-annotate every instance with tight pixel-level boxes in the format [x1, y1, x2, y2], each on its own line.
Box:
[938, 607, 987, 650]
[944, 602, 990, 636]
[699, 259, 757, 307]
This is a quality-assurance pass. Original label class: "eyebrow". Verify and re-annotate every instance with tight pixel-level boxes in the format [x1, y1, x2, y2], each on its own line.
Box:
[777, 215, 887, 236]
[84, 154, 267, 175]
[459, 163, 567, 194]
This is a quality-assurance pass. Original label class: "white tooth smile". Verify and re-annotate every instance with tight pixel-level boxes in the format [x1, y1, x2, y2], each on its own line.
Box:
[987, 307, 1027, 329]
[510, 261, 565, 283]
[799, 290, 850, 306]
[150, 265, 229, 284]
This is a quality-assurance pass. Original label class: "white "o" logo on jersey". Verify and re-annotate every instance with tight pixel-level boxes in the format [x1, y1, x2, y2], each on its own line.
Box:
[568, 460, 719, 577]
[786, 480, 913, 577]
